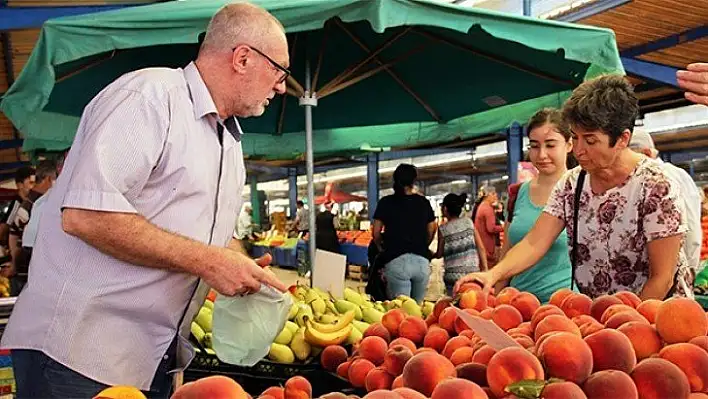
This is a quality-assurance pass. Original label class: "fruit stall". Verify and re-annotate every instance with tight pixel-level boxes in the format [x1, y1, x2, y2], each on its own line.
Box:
[177, 281, 708, 399]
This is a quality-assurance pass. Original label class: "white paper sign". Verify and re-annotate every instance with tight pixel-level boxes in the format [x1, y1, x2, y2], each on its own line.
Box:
[312, 249, 347, 298]
[453, 307, 522, 351]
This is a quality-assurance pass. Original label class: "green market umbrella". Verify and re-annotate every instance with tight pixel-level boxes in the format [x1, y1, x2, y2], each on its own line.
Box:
[0, 0, 623, 268]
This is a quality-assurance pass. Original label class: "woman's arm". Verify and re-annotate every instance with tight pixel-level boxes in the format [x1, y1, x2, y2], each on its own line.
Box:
[435, 229, 444, 259]
[427, 221, 438, 246]
[641, 235, 682, 300]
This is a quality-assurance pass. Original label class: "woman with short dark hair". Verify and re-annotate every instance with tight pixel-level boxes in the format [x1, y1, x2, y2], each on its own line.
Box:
[456, 75, 691, 300]
[373, 164, 436, 301]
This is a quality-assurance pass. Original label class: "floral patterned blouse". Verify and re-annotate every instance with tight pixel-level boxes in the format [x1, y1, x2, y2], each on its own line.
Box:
[544, 158, 692, 298]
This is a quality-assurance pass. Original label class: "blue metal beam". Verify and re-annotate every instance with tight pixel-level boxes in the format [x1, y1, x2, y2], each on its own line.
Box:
[0, 161, 28, 171]
[0, 139, 22, 150]
[621, 26, 708, 58]
[367, 154, 379, 220]
[288, 168, 297, 219]
[523, 0, 532, 16]
[0, 5, 136, 30]
[506, 123, 523, 184]
[621, 57, 679, 88]
[553, 0, 630, 22]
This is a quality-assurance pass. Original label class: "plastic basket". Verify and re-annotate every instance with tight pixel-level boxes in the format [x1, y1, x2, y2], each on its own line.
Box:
[274, 247, 298, 269]
[184, 350, 359, 397]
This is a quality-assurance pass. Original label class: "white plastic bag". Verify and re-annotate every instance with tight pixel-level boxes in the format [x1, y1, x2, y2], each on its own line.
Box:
[212, 284, 293, 366]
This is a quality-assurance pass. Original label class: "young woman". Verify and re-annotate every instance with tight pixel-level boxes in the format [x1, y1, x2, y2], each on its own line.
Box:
[373, 164, 436, 302]
[499, 108, 574, 303]
[436, 193, 487, 296]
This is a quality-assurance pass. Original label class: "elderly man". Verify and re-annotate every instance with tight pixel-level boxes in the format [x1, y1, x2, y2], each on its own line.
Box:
[629, 128, 703, 278]
[1, 3, 288, 398]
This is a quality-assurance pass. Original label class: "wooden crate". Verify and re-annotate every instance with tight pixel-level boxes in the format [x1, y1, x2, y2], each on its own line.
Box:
[347, 265, 367, 282]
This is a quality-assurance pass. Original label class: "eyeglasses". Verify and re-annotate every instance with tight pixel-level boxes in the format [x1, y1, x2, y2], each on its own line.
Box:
[237, 45, 290, 84]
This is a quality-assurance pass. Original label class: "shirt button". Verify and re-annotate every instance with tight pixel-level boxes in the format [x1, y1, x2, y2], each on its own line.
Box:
[163, 355, 169, 360]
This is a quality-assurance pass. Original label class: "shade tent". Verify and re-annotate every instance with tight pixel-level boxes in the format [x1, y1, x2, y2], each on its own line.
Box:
[0, 0, 623, 271]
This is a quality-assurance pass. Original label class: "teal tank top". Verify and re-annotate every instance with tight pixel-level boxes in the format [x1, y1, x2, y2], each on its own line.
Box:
[507, 182, 574, 304]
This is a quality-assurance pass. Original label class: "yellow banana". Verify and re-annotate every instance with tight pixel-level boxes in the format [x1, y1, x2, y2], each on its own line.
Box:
[304, 322, 353, 347]
[305, 310, 355, 334]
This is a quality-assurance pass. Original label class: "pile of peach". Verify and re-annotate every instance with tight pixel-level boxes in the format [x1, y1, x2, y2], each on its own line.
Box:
[254, 285, 708, 399]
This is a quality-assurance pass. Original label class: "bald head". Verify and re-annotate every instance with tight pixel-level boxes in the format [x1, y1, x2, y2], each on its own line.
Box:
[200, 2, 285, 56]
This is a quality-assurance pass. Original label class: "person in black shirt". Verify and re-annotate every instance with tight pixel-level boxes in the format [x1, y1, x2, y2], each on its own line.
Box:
[316, 202, 340, 254]
[373, 164, 437, 302]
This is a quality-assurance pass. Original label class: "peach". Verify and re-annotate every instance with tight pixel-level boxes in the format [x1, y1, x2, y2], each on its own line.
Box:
[636, 299, 662, 324]
[472, 345, 497, 365]
[442, 336, 472, 359]
[631, 358, 691, 399]
[390, 337, 417, 353]
[459, 329, 478, 340]
[614, 291, 642, 308]
[321, 345, 349, 372]
[360, 336, 389, 366]
[459, 289, 488, 312]
[430, 378, 487, 399]
[454, 308, 480, 334]
[604, 311, 649, 329]
[365, 367, 395, 392]
[337, 361, 351, 379]
[517, 322, 533, 336]
[260, 386, 285, 399]
[486, 347, 545, 398]
[488, 293, 497, 308]
[584, 329, 637, 373]
[398, 317, 428, 345]
[458, 281, 485, 294]
[450, 346, 476, 366]
[579, 321, 605, 338]
[318, 393, 347, 399]
[496, 287, 520, 306]
[561, 293, 593, 318]
[471, 340, 488, 354]
[541, 382, 587, 399]
[365, 323, 392, 343]
[549, 288, 575, 307]
[480, 308, 494, 320]
[590, 295, 624, 322]
[691, 394, 708, 399]
[537, 332, 594, 384]
[392, 387, 426, 399]
[583, 370, 638, 399]
[534, 314, 581, 341]
[530, 304, 565, 331]
[424, 314, 436, 327]
[600, 304, 636, 324]
[690, 336, 708, 353]
[655, 297, 708, 344]
[514, 335, 535, 349]
[422, 327, 449, 353]
[392, 375, 404, 389]
[362, 391, 401, 399]
[492, 304, 523, 331]
[659, 343, 708, 393]
[284, 376, 312, 399]
[172, 376, 248, 399]
[401, 352, 456, 397]
[455, 362, 488, 386]
[438, 307, 458, 334]
[383, 345, 414, 376]
[415, 347, 436, 354]
[433, 297, 453, 320]
[583, 370, 639, 399]
[349, 358, 377, 388]
[382, 309, 408, 337]
[510, 292, 541, 322]
[617, 322, 663, 361]
[573, 315, 599, 328]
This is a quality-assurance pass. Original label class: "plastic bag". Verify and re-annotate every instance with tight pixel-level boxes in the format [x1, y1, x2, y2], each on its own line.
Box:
[212, 284, 293, 366]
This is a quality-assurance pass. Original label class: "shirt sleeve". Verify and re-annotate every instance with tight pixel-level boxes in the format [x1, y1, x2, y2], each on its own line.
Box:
[373, 197, 388, 223]
[61, 89, 168, 214]
[543, 171, 573, 223]
[642, 171, 687, 242]
[424, 199, 435, 224]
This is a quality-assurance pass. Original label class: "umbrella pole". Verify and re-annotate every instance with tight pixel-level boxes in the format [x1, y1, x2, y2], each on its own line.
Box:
[299, 59, 318, 287]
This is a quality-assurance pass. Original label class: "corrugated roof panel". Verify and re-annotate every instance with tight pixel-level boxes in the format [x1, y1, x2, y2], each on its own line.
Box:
[9, 29, 40, 78]
[639, 38, 708, 68]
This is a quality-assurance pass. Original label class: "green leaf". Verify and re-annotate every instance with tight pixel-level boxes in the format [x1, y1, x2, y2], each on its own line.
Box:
[505, 379, 547, 399]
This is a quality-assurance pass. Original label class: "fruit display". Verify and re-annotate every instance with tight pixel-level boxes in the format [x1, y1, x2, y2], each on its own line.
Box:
[249, 285, 708, 398]
[0, 276, 9, 297]
[191, 286, 436, 366]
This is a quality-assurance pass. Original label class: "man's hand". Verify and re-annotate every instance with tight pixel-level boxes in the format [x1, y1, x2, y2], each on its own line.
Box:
[677, 63, 708, 106]
[205, 248, 287, 296]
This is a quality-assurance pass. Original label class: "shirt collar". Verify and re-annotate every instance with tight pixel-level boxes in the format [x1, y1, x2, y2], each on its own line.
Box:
[184, 62, 244, 142]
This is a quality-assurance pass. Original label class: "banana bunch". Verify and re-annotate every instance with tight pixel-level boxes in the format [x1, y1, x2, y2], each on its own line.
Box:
[0, 276, 9, 297]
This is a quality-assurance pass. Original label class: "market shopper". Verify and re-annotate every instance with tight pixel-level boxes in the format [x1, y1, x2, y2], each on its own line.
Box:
[0, 167, 34, 268]
[373, 164, 436, 302]
[455, 75, 692, 300]
[629, 128, 703, 275]
[435, 193, 487, 296]
[293, 200, 310, 235]
[500, 108, 574, 303]
[474, 187, 504, 268]
[315, 202, 341, 254]
[1, 3, 288, 398]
